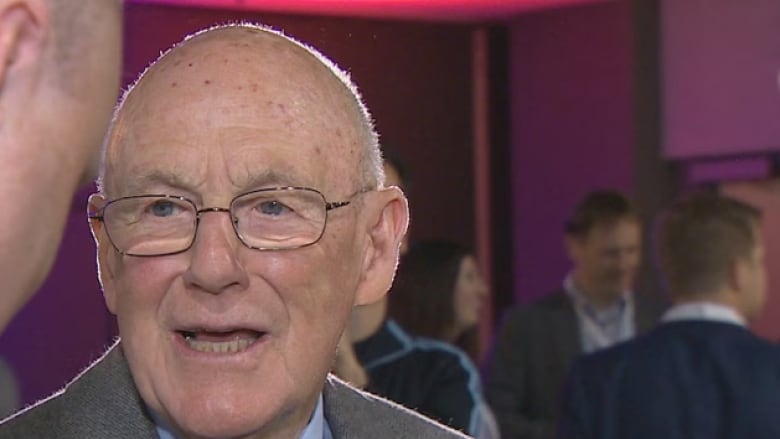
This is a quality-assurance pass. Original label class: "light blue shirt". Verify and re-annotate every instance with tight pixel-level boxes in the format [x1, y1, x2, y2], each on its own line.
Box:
[154, 393, 333, 439]
[661, 301, 746, 327]
[564, 274, 636, 354]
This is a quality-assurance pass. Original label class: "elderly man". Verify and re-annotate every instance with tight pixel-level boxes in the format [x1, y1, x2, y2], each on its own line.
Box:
[0, 0, 122, 333]
[559, 192, 780, 439]
[0, 25, 469, 438]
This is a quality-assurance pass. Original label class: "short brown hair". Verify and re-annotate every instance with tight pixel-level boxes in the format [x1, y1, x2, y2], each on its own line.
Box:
[660, 192, 761, 297]
[565, 190, 640, 237]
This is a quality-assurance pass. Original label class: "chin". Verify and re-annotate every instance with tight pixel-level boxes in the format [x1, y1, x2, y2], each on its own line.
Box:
[152, 375, 301, 439]
[171, 396, 282, 439]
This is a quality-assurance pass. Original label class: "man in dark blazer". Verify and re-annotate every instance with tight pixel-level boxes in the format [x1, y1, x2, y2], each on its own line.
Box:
[0, 24, 468, 439]
[559, 192, 780, 439]
[484, 191, 666, 439]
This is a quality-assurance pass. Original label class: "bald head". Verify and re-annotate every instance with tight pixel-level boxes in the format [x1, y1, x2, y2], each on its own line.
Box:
[100, 24, 382, 196]
[86, 25, 411, 439]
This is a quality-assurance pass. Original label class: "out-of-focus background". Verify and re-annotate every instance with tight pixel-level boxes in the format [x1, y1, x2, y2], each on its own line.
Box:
[4, 0, 780, 408]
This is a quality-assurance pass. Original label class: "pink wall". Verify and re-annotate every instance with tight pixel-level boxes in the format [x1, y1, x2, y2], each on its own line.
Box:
[509, 1, 636, 304]
[661, 0, 780, 159]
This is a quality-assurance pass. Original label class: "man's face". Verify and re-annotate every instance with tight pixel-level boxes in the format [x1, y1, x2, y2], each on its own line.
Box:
[452, 255, 487, 336]
[568, 218, 641, 300]
[92, 32, 396, 438]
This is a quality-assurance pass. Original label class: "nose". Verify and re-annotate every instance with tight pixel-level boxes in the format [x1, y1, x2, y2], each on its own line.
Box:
[618, 249, 640, 272]
[182, 210, 249, 294]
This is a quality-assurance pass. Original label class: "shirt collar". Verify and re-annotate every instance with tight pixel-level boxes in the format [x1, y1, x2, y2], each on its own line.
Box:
[661, 301, 746, 327]
[564, 273, 633, 313]
[153, 393, 330, 439]
[300, 394, 328, 439]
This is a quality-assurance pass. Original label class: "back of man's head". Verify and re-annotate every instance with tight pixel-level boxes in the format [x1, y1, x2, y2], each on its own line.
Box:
[660, 192, 761, 299]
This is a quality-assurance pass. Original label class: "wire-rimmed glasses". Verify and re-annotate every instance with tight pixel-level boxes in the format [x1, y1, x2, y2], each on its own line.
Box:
[88, 186, 360, 257]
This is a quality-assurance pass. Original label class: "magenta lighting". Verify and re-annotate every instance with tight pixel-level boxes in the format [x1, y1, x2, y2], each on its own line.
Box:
[126, 0, 607, 22]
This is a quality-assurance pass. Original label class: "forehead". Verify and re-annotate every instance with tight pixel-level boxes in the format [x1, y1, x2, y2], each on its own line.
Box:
[583, 219, 641, 247]
[104, 29, 363, 196]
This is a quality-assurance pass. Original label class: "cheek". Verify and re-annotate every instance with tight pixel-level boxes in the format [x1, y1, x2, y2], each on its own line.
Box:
[257, 244, 359, 345]
[454, 289, 471, 315]
[111, 257, 184, 321]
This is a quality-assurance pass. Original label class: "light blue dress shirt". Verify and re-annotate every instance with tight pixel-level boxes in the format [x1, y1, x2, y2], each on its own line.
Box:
[564, 274, 636, 354]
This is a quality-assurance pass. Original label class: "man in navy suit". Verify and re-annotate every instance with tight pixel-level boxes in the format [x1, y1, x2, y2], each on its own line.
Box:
[558, 192, 780, 439]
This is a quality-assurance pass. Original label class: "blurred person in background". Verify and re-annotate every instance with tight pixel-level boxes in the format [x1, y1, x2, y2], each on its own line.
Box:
[335, 159, 497, 438]
[387, 239, 499, 438]
[0, 0, 122, 333]
[559, 192, 779, 439]
[388, 240, 488, 362]
[484, 189, 667, 439]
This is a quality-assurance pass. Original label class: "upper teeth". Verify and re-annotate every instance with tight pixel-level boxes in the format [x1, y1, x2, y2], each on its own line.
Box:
[183, 333, 259, 354]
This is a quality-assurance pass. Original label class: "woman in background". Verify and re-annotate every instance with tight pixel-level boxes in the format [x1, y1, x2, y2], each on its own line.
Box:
[388, 240, 488, 361]
[388, 240, 499, 439]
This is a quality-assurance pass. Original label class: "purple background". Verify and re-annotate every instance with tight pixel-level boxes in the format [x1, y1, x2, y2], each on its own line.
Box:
[4, 1, 780, 408]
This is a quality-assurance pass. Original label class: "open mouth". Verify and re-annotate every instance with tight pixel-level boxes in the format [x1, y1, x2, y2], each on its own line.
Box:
[178, 329, 265, 354]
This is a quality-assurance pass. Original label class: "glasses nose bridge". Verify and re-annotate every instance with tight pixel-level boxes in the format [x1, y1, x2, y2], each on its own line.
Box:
[195, 206, 232, 219]
[194, 205, 240, 240]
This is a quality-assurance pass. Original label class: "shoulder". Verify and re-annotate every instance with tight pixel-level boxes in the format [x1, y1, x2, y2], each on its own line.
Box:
[0, 342, 157, 438]
[573, 321, 774, 376]
[634, 291, 669, 315]
[380, 329, 482, 393]
[408, 336, 476, 368]
[323, 375, 471, 438]
[381, 321, 478, 375]
[0, 387, 68, 438]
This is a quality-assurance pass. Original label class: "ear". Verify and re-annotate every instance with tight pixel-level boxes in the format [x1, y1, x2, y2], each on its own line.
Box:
[730, 256, 750, 294]
[353, 187, 409, 306]
[87, 193, 118, 314]
[0, 0, 48, 89]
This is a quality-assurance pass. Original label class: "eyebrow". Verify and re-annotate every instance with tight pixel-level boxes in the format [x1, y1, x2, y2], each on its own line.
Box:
[238, 170, 307, 192]
[119, 169, 310, 197]
[120, 170, 195, 197]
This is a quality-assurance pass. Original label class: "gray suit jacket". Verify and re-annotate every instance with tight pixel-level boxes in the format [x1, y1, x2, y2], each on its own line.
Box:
[0, 358, 19, 420]
[484, 289, 666, 439]
[0, 342, 470, 438]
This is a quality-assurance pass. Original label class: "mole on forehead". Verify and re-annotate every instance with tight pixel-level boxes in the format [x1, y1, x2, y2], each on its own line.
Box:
[155, 50, 304, 87]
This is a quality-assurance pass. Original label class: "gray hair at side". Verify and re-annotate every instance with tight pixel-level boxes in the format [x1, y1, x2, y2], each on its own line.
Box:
[95, 22, 384, 194]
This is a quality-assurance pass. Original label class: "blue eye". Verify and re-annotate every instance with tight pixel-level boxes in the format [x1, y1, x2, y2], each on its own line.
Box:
[259, 200, 287, 216]
[150, 201, 176, 217]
